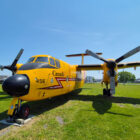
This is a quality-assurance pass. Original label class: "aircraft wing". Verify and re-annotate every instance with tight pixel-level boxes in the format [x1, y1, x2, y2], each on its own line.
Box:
[77, 64, 103, 71]
[77, 62, 140, 71]
[117, 62, 140, 69]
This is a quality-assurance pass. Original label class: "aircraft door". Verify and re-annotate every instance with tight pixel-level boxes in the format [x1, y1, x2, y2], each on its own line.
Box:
[61, 63, 70, 94]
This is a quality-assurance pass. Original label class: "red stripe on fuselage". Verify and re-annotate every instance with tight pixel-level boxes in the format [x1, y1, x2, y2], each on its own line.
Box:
[39, 77, 79, 90]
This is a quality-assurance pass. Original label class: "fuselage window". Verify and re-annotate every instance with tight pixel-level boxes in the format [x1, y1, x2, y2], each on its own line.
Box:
[27, 57, 35, 63]
[50, 58, 55, 66]
[35, 57, 49, 63]
[55, 60, 60, 68]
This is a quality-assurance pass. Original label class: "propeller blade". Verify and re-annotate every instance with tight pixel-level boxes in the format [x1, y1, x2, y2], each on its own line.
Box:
[0, 65, 11, 71]
[0, 49, 24, 74]
[86, 49, 109, 63]
[10, 49, 24, 69]
[115, 46, 140, 63]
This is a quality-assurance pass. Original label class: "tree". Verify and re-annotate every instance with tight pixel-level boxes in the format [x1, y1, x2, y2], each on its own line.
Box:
[85, 76, 95, 83]
[118, 71, 136, 83]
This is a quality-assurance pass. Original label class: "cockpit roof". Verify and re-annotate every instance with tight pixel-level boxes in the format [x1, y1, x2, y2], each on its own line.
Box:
[27, 55, 56, 63]
[19, 55, 60, 70]
[31, 55, 52, 58]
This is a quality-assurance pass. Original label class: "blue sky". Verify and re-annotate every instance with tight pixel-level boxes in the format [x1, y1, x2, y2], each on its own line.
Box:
[0, 0, 140, 78]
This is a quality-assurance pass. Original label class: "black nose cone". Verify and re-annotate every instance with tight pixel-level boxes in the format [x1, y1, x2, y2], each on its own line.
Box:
[2, 74, 30, 97]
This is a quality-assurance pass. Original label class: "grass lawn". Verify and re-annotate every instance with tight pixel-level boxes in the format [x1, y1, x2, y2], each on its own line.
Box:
[0, 83, 140, 140]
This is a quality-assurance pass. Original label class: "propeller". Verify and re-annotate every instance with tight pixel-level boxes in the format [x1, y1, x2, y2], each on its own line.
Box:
[115, 46, 140, 63]
[86, 49, 109, 64]
[86, 46, 140, 95]
[0, 49, 24, 75]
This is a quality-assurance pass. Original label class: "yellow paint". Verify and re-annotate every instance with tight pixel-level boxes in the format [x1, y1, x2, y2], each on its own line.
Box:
[8, 97, 18, 116]
[16, 64, 23, 70]
[7, 55, 138, 116]
[14, 55, 85, 102]
[102, 62, 118, 86]
[81, 54, 84, 65]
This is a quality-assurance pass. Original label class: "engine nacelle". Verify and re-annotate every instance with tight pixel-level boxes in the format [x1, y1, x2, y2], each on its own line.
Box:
[102, 61, 118, 86]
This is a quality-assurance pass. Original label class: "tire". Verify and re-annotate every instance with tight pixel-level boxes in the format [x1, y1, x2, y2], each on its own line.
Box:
[18, 104, 30, 119]
[107, 89, 111, 96]
[103, 88, 107, 96]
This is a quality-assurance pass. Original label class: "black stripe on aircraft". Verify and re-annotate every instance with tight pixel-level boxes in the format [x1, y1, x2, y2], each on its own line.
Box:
[19, 63, 57, 70]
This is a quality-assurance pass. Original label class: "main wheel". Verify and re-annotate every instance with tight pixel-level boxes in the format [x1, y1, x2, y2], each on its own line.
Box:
[103, 88, 107, 96]
[107, 89, 111, 96]
[18, 104, 30, 119]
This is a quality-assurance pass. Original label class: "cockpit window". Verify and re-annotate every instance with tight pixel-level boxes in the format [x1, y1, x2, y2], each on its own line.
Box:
[50, 58, 55, 66]
[35, 57, 49, 63]
[27, 57, 35, 63]
[56, 59, 60, 68]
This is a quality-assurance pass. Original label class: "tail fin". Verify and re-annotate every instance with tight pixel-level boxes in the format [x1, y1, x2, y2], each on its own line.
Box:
[66, 53, 102, 65]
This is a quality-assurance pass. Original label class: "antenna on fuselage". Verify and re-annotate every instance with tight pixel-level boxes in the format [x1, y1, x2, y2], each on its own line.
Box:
[66, 53, 102, 65]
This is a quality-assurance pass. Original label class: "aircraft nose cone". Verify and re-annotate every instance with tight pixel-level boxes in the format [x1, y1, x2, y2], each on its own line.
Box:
[2, 74, 30, 97]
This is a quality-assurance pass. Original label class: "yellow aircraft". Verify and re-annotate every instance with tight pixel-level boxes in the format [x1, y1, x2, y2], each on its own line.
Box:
[0, 46, 140, 121]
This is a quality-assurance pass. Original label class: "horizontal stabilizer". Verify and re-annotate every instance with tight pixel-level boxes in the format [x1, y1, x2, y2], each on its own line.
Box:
[66, 53, 102, 57]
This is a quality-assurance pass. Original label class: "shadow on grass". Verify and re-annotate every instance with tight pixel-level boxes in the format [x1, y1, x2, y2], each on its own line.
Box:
[0, 90, 82, 117]
[0, 111, 11, 131]
[1, 89, 140, 118]
[0, 96, 12, 100]
[70, 94, 140, 116]
[0, 88, 140, 130]
[0, 92, 12, 100]
[0, 123, 11, 131]
[27, 92, 74, 116]
[0, 91, 77, 131]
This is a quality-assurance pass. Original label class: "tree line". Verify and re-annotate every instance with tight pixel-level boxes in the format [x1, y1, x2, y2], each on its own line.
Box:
[118, 71, 136, 83]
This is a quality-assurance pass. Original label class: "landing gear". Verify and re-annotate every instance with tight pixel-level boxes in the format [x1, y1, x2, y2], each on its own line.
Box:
[18, 104, 30, 119]
[103, 84, 111, 96]
[7, 98, 30, 123]
[103, 88, 111, 96]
